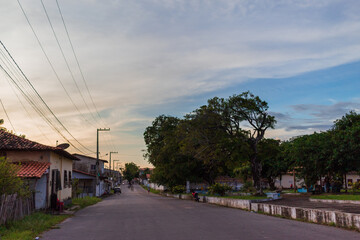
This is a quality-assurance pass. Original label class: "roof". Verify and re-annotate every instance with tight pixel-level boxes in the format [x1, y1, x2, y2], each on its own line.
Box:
[14, 161, 50, 178]
[0, 130, 78, 160]
[73, 169, 96, 177]
[73, 153, 108, 163]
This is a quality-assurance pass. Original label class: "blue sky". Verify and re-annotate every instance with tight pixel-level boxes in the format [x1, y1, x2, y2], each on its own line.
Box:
[0, 0, 360, 167]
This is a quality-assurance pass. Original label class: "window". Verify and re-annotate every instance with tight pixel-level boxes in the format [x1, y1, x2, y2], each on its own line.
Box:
[348, 179, 353, 187]
[91, 165, 96, 170]
[64, 170, 68, 188]
[69, 171, 72, 187]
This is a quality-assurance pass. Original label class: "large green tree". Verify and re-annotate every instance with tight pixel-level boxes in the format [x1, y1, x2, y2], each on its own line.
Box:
[258, 139, 288, 190]
[144, 115, 200, 188]
[123, 162, 140, 182]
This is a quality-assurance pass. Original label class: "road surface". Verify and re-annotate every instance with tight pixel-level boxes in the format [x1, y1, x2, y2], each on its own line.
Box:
[41, 185, 360, 240]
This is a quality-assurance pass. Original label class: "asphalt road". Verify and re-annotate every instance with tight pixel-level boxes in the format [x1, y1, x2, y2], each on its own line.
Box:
[41, 185, 360, 240]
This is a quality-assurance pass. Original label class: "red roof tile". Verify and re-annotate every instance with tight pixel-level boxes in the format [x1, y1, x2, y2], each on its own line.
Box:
[0, 130, 79, 160]
[14, 161, 50, 178]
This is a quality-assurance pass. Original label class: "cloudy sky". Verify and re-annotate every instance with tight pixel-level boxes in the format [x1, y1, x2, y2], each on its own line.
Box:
[1, 0, 360, 167]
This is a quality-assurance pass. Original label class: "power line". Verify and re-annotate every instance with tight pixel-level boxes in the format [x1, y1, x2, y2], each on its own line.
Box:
[16, 0, 94, 127]
[55, 0, 117, 152]
[55, 0, 105, 123]
[0, 49, 52, 144]
[0, 99, 16, 132]
[0, 41, 94, 154]
[40, 0, 98, 126]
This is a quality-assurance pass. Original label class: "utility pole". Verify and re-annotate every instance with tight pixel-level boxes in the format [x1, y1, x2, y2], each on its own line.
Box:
[96, 128, 110, 196]
[109, 151, 118, 170]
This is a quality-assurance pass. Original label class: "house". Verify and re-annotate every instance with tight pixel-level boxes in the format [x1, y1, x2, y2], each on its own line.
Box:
[72, 153, 108, 196]
[0, 129, 79, 209]
[15, 161, 50, 209]
[72, 169, 96, 198]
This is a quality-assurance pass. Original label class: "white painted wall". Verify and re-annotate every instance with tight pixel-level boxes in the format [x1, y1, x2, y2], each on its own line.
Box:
[35, 174, 47, 209]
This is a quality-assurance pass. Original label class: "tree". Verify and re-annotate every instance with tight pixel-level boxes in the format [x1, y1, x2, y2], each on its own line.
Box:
[123, 162, 139, 182]
[284, 132, 332, 188]
[178, 105, 248, 184]
[331, 111, 360, 191]
[226, 92, 276, 194]
[258, 139, 288, 190]
[0, 157, 28, 196]
[144, 115, 201, 188]
[139, 168, 151, 180]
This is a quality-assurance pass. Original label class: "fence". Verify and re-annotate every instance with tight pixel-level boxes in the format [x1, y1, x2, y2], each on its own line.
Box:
[0, 194, 35, 225]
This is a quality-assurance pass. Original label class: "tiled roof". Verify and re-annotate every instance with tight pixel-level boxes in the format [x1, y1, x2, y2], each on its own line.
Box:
[14, 161, 50, 178]
[0, 130, 79, 160]
[73, 153, 108, 163]
[73, 169, 96, 177]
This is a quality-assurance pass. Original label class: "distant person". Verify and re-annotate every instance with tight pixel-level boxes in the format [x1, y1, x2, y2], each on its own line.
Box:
[191, 190, 200, 202]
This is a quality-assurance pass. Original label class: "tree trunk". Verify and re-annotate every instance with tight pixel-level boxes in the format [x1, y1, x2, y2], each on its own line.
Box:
[250, 154, 263, 195]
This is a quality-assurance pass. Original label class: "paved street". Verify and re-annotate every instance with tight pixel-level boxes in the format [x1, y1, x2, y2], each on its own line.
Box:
[41, 185, 360, 240]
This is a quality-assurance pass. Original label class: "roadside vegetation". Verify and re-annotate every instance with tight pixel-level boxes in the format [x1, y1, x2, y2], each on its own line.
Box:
[143, 91, 360, 195]
[0, 212, 69, 240]
[72, 196, 102, 209]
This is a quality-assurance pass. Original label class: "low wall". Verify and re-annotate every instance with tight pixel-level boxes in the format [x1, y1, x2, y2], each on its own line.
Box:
[162, 193, 253, 210]
[309, 198, 360, 205]
[251, 203, 360, 231]
[158, 190, 360, 231]
[203, 196, 252, 210]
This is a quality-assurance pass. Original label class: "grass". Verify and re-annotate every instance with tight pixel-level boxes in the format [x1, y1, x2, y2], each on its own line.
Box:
[0, 212, 70, 240]
[140, 185, 162, 194]
[311, 194, 360, 201]
[72, 196, 102, 208]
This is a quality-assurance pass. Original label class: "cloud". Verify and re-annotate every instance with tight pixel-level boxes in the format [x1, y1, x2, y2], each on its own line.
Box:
[1, 0, 360, 166]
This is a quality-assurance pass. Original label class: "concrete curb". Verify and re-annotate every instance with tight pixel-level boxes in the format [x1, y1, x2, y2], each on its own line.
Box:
[161, 193, 278, 211]
[160, 191, 360, 231]
[309, 198, 360, 205]
[251, 202, 360, 231]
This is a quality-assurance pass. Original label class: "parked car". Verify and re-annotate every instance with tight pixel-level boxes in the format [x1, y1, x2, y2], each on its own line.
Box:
[114, 187, 122, 193]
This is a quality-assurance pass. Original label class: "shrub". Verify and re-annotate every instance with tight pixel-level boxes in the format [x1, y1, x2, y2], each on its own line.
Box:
[240, 181, 256, 193]
[208, 183, 232, 196]
[352, 182, 360, 193]
[171, 185, 185, 194]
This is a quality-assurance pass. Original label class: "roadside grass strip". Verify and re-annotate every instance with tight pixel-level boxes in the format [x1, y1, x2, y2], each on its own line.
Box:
[311, 195, 360, 201]
[0, 212, 70, 240]
[72, 196, 102, 208]
[140, 185, 161, 194]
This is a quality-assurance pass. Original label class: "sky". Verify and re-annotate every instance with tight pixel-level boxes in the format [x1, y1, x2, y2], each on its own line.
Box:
[0, 0, 360, 168]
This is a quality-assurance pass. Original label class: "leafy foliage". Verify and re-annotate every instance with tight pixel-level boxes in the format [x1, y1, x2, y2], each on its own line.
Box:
[0, 157, 29, 196]
[123, 162, 140, 182]
[171, 185, 186, 194]
[208, 183, 232, 196]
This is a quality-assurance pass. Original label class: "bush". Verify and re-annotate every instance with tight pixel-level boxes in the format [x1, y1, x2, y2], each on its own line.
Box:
[240, 181, 256, 193]
[208, 183, 232, 196]
[171, 185, 185, 194]
[352, 182, 360, 194]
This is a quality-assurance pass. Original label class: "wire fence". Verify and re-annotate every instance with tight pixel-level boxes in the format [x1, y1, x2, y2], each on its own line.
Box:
[0, 193, 34, 225]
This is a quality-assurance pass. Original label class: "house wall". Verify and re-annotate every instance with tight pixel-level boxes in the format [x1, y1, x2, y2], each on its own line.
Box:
[275, 174, 302, 188]
[49, 152, 73, 202]
[345, 174, 360, 188]
[35, 174, 48, 209]
[5, 151, 50, 163]
[73, 155, 106, 175]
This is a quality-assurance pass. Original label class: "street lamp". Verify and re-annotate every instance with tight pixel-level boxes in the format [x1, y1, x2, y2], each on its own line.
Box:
[96, 128, 110, 195]
[109, 151, 118, 170]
